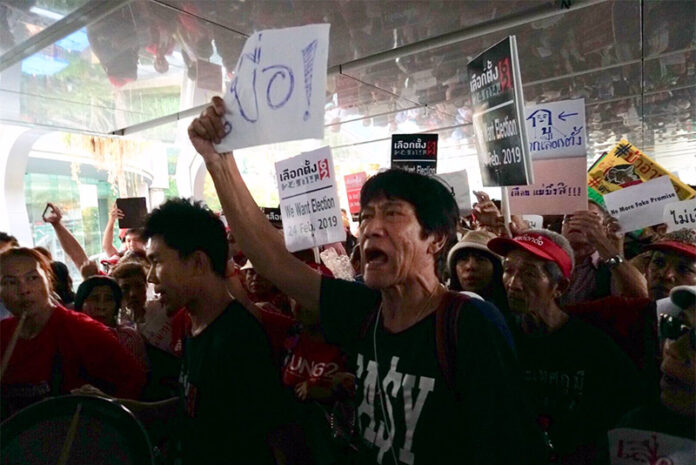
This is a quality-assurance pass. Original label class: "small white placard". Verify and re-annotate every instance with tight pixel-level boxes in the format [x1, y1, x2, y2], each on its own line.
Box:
[663, 198, 696, 232]
[604, 176, 678, 232]
[522, 215, 543, 229]
[217, 24, 330, 152]
[437, 170, 472, 214]
[525, 98, 586, 160]
[276, 146, 345, 252]
[608, 428, 695, 465]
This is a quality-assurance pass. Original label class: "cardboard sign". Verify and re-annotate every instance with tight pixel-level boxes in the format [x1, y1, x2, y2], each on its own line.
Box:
[588, 139, 695, 201]
[344, 172, 367, 222]
[115, 197, 148, 229]
[391, 134, 438, 175]
[469, 36, 533, 186]
[608, 428, 695, 465]
[604, 176, 678, 232]
[663, 198, 696, 232]
[217, 24, 330, 152]
[261, 207, 283, 229]
[525, 99, 586, 160]
[275, 146, 345, 252]
[507, 157, 588, 215]
[436, 170, 472, 215]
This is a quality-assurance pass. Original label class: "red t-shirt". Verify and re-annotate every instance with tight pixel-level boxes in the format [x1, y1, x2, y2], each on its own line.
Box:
[258, 307, 346, 389]
[0, 306, 146, 404]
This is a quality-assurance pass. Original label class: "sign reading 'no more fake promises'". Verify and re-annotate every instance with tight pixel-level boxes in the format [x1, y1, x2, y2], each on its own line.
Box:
[469, 36, 533, 187]
[276, 146, 345, 252]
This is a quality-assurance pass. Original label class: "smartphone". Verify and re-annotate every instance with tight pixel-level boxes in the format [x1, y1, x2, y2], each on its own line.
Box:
[42, 204, 53, 222]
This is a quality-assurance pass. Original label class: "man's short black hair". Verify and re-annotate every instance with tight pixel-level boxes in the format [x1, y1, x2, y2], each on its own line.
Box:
[360, 169, 459, 278]
[144, 198, 228, 277]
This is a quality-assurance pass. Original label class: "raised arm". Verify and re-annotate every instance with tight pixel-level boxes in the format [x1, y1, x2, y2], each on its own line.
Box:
[566, 211, 648, 299]
[44, 203, 90, 269]
[101, 203, 122, 257]
[188, 97, 321, 319]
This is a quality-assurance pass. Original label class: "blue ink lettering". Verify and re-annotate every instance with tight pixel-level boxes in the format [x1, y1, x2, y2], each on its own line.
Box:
[301, 39, 318, 121]
[263, 65, 294, 109]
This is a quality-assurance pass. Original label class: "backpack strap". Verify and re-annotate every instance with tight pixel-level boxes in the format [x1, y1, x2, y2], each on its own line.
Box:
[435, 292, 470, 399]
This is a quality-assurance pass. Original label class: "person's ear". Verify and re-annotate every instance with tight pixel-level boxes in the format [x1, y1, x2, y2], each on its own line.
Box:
[190, 250, 211, 276]
[428, 232, 448, 255]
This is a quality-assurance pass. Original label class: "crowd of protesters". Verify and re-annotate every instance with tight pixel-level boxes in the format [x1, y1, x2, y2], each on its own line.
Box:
[0, 95, 693, 465]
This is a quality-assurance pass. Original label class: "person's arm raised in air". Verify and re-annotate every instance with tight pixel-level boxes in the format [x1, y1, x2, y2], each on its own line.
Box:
[188, 97, 321, 320]
[101, 203, 122, 257]
[44, 203, 90, 269]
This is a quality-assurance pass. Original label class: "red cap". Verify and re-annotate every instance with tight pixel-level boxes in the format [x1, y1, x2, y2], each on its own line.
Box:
[645, 240, 696, 259]
[488, 232, 573, 278]
[644, 228, 696, 259]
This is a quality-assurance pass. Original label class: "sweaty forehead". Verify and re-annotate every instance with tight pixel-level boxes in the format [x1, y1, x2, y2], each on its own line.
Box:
[504, 249, 547, 269]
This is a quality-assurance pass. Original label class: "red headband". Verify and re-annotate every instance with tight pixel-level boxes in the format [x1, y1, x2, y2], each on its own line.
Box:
[488, 232, 573, 278]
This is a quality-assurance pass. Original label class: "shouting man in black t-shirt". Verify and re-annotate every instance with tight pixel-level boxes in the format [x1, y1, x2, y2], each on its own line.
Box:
[187, 97, 544, 465]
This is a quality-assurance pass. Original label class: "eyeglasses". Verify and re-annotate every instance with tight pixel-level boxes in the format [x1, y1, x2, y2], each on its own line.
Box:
[658, 313, 696, 351]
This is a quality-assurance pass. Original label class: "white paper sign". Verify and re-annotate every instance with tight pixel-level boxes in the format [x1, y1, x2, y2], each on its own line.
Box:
[436, 170, 472, 214]
[522, 215, 543, 229]
[663, 198, 696, 232]
[608, 428, 695, 465]
[217, 24, 330, 152]
[604, 176, 678, 232]
[525, 98, 586, 160]
[275, 146, 345, 252]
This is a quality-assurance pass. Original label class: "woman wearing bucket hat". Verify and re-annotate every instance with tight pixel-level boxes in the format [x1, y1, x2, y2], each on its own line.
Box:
[447, 229, 508, 313]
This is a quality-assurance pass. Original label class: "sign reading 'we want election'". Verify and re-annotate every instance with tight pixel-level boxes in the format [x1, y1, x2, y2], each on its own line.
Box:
[216, 24, 330, 152]
[469, 36, 533, 187]
[276, 146, 345, 252]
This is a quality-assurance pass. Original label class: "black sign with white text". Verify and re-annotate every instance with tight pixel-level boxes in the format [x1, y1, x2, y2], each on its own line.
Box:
[391, 134, 438, 176]
[468, 36, 532, 187]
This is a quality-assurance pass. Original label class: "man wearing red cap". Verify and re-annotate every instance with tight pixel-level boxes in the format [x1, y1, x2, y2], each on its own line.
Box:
[489, 229, 642, 464]
[644, 229, 696, 301]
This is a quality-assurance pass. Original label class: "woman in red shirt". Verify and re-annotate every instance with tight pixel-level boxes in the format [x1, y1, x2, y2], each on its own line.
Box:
[0, 248, 145, 418]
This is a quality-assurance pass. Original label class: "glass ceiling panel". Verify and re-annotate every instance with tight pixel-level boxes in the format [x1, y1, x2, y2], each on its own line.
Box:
[0, 0, 90, 54]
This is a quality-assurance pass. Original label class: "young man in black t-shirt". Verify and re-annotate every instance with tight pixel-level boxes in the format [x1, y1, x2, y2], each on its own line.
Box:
[188, 97, 545, 465]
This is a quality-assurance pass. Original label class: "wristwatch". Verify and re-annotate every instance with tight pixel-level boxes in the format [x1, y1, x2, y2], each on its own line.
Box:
[604, 254, 625, 270]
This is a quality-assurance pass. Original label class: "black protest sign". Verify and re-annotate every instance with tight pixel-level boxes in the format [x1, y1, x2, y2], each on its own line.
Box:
[468, 36, 532, 187]
[261, 207, 283, 228]
[116, 197, 148, 229]
[391, 134, 438, 176]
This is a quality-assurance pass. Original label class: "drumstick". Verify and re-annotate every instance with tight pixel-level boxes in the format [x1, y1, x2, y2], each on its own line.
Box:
[0, 312, 27, 383]
[57, 403, 83, 465]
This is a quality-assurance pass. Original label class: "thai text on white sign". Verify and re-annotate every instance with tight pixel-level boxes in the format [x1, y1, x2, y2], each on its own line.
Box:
[663, 198, 696, 232]
[276, 146, 345, 252]
[217, 24, 330, 152]
[525, 99, 586, 160]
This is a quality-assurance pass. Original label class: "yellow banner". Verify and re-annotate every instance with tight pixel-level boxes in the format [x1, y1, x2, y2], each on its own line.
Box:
[587, 139, 695, 201]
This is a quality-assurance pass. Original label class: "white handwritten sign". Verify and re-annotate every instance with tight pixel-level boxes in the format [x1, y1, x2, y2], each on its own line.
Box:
[604, 176, 678, 232]
[525, 99, 586, 160]
[276, 146, 345, 252]
[436, 170, 472, 214]
[663, 198, 696, 232]
[608, 428, 695, 465]
[216, 24, 330, 152]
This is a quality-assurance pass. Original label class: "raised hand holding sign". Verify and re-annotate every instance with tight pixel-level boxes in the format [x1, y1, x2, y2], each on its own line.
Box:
[216, 24, 330, 152]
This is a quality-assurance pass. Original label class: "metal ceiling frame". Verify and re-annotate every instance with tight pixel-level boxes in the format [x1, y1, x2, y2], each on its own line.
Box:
[0, 0, 133, 73]
[110, 0, 610, 136]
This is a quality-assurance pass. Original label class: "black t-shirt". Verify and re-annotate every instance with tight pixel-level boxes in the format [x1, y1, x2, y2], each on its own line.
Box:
[514, 317, 642, 461]
[319, 276, 543, 465]
[178, 301, 287, 465]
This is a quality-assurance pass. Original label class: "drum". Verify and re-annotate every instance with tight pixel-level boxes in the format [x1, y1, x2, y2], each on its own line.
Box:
[1, 395, 155, 465]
